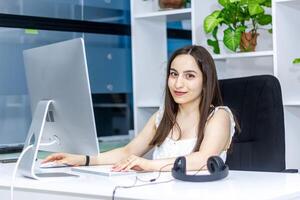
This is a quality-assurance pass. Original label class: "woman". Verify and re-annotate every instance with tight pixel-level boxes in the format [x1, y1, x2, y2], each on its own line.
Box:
[42, 45, 237, 172]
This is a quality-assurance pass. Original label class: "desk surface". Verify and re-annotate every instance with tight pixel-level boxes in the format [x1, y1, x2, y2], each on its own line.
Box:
[1, 163, 300, 200]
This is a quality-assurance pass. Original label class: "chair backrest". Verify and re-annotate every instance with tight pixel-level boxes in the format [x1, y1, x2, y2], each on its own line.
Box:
[219, 75, 285, 172]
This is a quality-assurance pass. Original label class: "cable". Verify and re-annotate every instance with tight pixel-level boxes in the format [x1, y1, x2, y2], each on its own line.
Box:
[112, 175, 138, 200]
[10, 144, 33, 200]
[10, 139, 59, 200]
[112, 177, 174, 200]
[111, 162, 207, 200]
[112, 163, 173, 200]
[135, 163, 174, 183]
[39, 139, 59, 147]
[112, 177, 175, 200]
[192, 163, 208, 176]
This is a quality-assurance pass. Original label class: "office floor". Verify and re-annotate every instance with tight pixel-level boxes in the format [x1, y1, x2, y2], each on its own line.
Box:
[0, 140, 129, 160]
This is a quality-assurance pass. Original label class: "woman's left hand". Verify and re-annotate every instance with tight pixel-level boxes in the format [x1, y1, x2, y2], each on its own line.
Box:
[111, 155, 153, 172]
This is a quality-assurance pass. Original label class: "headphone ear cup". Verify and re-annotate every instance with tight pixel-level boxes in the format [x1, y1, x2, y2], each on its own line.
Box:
[207, 156, 225, 174]
[173, 157, 186, 174]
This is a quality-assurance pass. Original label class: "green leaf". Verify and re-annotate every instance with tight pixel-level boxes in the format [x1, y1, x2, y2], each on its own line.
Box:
[293, 58, 300, 64]
[229, 0, 241, 2]
[223, 28, 243, 52]
[220, 4, 239, 25]
[218, 0, 229, 7]
[262, 0, 271, 7]
[203, 11, 222, 33]
[207, 27, 220, 54]
[248, 3, 264, 16]
[268, 28, 272, 33]
[211, 10, 222, 18]
[241, 0, 266, 5]
[257, 14, 272, 25]
[236, 25, 246, 33]
[207, 39, 220, 54]
[257, 0, 266, 4]
[240, 0, 248, 4]
[212, 26, 219, 39]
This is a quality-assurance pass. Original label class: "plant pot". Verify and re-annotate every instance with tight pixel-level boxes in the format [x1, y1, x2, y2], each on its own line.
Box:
[240, 31, 259, 52]
[159, 0, 184, 9]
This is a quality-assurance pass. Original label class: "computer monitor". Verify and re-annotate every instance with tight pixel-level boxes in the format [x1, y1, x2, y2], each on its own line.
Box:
[18, 38, 99, 179]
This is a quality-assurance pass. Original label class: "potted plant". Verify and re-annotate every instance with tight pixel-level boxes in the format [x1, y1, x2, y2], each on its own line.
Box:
[142, 0, 190, 10]
[159, 0, 185, 9]
[203, 0, 272, 54]
[159, 0, 191, 9]
[293, 58, 300, 64]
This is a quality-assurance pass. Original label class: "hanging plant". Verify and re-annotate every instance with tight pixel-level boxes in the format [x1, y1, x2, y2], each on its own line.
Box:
[203, 0, 272, 54]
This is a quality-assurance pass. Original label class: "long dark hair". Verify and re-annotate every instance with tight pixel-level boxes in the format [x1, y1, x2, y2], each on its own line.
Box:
[149, 45, 223, 152]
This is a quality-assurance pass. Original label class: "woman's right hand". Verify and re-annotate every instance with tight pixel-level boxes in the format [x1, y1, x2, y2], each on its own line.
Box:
[42, 153, 85, 166]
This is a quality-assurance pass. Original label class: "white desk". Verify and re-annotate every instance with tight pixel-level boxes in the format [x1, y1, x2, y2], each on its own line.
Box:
[1, 163, 300, 200]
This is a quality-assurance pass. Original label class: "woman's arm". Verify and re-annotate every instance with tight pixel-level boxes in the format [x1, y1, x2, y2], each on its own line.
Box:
[183, 108, 232, 171]
[131, 108, 232, 172]
[93, 111, 158, 165]
[43, 111, 158, 166]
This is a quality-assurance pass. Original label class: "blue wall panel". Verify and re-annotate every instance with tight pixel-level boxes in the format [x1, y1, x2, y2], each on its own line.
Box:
[86, 46, 132, 93]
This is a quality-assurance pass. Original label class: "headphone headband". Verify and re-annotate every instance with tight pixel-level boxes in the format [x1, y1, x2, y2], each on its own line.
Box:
[171, 156, 229, 182]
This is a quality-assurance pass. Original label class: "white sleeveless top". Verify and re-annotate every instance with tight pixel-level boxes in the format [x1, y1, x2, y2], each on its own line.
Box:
[152, 106, 236, 162]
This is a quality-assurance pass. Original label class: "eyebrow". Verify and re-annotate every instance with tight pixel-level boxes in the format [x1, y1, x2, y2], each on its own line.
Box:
[170, 68, 197, 74]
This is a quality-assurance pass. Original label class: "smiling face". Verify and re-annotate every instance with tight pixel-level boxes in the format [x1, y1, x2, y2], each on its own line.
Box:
[168, 54, 203, 106]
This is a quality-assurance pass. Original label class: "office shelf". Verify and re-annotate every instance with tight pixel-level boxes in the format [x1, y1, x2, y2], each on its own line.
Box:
[212, 50, 274, 60]
[276, 0, 300, 4]
[93, 103, 128, 108]
[275, 0, 300, 9]
[284, 102, 300, 106]
[134, 8, 191, 21]
[137, 104, 160, 108]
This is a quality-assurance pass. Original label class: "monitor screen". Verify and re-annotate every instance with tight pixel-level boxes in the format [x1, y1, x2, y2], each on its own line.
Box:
[23, 38, 99, 155]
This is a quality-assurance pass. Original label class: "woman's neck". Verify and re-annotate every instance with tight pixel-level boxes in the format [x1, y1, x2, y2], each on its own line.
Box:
[174, 99, 201, 139]
[178, 98, 201, 118]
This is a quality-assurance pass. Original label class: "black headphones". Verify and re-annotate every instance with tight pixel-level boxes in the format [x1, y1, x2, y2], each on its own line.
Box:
[172, 156, 229, 182]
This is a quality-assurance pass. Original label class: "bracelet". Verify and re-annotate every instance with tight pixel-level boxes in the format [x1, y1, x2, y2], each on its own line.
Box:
[85, 155, 90, 166]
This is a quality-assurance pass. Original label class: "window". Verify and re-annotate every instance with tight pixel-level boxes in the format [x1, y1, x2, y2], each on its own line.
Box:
[0, 0, 191, 151]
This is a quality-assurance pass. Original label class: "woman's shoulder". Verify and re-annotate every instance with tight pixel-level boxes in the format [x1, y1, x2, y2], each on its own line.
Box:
[138, 110, 161, 134]
[208, 106, 233, 120]
[151, 110, 160, 123]
[141, 110, 160, 128]
[207, 106, 231, 124]
[207, 106, 236, 137]
[155, 106, 164, 128]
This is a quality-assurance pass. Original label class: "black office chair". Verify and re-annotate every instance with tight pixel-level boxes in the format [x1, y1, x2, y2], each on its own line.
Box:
[219, 75, 288, 172]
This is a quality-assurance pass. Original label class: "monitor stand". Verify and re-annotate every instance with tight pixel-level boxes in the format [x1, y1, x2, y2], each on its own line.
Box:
[18, 100, 77, 179]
